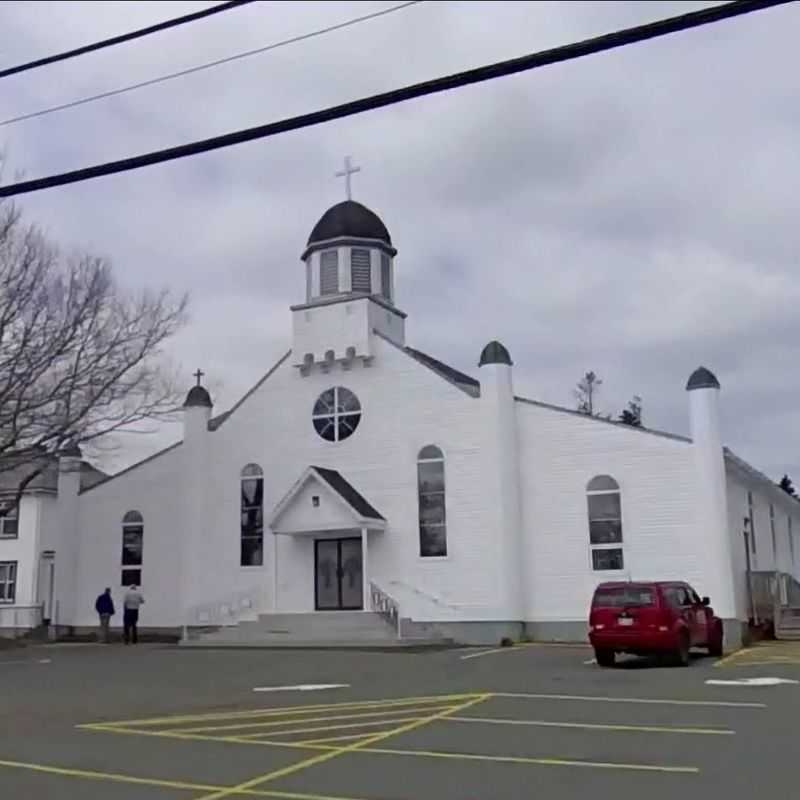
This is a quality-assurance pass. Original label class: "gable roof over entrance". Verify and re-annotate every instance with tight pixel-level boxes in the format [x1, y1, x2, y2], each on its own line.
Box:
[269, 466, 385, 535]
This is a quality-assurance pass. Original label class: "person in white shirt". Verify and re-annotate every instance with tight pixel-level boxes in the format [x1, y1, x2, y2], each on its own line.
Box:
[123, 585, 145, 645]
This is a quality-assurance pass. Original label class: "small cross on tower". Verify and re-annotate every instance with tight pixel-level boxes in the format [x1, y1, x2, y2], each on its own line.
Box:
[335, 156, 361, 200]
[193, 368, 205, 386]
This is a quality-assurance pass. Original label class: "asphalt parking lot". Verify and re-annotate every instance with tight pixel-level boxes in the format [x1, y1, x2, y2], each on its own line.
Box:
[1, 640, 799, 799]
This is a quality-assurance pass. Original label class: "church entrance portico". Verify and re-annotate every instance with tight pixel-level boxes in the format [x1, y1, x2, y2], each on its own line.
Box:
[269, 466, 386, 614]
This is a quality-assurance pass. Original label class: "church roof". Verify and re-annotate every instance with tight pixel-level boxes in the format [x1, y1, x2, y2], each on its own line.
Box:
[307, 200, 391, 247]
[403, 345, 481, 397]
[0, 457, 107, 496]
[311, 466, 385, 520]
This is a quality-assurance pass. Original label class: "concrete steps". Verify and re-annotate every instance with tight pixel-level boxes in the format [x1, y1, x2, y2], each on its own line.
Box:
[181, 611, 454, 649]
[775, 607, 800, 640]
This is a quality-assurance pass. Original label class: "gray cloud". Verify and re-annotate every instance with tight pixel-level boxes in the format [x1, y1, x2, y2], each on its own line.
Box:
[2, 0, 799, 480]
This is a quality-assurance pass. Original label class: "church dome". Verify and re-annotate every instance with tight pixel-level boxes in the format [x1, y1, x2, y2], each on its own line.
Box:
[479, 340, 513, 366]
[686, 366, 720, 391]
[307, 200, 391, 247]
[183, 385, 212, 408]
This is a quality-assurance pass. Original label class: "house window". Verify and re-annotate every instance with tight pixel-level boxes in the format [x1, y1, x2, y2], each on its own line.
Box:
[320, 250, 339, 296]
[381, 253, 392, 302]
[587, 475, 623, 571]
[0, 505, 18, 539]
[121, 511, 143, 587]
[351, 248, 371, 292]
[241, 464, 264, 567]
[0, 561, 16, 603]
[747, 491, 757, 555]
[789, 516, 795, 566]
[770, 504, 777, 565]
[312, 387, 361, 442]
[418, 445, 446, 557]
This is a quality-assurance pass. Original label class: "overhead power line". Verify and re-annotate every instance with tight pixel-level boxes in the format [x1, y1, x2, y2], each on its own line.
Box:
[0, 1, 424, 127]
[0, 0, 790, 199]
[0, 0, 257, 80]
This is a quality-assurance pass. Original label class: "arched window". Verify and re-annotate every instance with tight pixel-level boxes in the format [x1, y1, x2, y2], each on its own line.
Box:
[587, 476, 623, 571]
[241, 464, 264, 567]
[418, 446, 446, 557]
[121, 510, 143, 586]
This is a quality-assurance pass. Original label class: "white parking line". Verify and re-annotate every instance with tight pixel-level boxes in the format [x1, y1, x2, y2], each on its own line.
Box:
[445, 715, 735, 735]
[493, 692, 766, 708]
[460, 648, 511, 661]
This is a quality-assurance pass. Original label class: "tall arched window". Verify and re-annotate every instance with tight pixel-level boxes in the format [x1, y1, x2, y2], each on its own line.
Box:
[241, 464, 264, 566]
[121, 510, 143, 586]
[418, 445, 447, 557]
[586, 476, 623, 571]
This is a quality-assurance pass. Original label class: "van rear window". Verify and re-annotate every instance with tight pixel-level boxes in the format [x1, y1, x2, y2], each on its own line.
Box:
[593, 587, 656, 608]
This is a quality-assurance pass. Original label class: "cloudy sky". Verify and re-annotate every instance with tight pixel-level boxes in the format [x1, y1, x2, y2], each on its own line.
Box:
[2, 0, 799, 478]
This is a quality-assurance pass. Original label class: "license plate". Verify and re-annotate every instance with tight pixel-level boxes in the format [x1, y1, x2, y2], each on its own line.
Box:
[618, 617, 634, 626]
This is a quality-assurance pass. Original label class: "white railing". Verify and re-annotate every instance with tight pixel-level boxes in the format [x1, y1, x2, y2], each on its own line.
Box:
[182, 588, 262, 641]
[388, 580, 463, 617]
[0, 604, 44, 632]
[369, 581, 400, 638]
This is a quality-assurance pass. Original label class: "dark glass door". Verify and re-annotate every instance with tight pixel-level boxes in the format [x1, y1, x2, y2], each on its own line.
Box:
[315, 537, 363, 610]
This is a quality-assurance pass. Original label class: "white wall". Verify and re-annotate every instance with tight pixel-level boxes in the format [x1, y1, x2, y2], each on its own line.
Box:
[193, 333, 506, 622]
[517, 401, 703, 624]
[72, 444, 185, 628]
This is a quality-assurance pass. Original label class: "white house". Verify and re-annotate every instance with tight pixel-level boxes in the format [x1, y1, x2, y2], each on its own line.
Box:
[3, 199, 799, 646]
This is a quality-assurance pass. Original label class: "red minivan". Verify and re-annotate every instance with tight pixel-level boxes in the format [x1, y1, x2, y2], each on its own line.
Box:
[588, 581, 723, 667]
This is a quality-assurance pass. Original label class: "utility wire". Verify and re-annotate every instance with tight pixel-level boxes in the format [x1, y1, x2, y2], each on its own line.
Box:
[0, 1, 424, 127]
[0, 0, 790, 199]
[0, 0, 257, 80]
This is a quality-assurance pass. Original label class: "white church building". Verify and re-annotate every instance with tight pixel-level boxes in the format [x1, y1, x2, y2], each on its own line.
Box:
[2, 198, 799, 647]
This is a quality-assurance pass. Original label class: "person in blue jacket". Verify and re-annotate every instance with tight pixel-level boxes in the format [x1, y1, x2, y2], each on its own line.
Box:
[95, 588, 115, 644]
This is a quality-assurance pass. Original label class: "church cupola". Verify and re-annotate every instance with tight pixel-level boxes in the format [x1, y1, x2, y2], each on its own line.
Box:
[291, 161, 406, 373]
[301, 199, 397, 306]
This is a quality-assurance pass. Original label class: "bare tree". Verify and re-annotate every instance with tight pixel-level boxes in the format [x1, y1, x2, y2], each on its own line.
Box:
[574, 371, 602, 415]
[0, 199, 187, 503]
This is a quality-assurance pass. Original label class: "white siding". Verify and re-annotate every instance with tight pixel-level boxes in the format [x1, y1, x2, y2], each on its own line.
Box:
[517, 401, 699, 624]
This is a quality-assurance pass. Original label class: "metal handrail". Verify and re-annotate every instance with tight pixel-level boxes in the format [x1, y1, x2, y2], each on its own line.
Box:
[369, 581, 400, 638]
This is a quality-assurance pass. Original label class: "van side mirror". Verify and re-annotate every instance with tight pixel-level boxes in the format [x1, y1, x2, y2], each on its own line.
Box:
[702, 596, 710, 606]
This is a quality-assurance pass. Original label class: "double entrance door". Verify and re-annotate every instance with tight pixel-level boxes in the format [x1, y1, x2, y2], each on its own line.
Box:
[314, 537, 363, 610]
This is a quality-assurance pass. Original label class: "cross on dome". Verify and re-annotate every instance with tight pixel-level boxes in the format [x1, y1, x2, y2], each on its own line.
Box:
[335, 156, 361, 200]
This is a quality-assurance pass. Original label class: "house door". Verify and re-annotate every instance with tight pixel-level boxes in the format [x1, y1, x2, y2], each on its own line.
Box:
[315, 538, 363, 610]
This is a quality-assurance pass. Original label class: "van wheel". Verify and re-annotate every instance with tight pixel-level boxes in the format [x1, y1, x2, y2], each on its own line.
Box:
[673, 632, 690, 667]
[595, 649, 615, 667]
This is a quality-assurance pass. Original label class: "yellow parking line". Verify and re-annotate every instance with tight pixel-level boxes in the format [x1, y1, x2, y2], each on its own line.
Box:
[293, 733, 377, 746]
[192, 693, 492, 800]
[178, 704, 453, 734]
[445, 716, 734, 735]
[0, 758, 369, 799]
[237, 716, 425, 740]
[87, 693, 477, 728]
[714, 648, 753, 667]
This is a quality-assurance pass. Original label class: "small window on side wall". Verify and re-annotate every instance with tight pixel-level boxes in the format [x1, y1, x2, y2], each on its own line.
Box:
[587, 476, 623, 571]
[121, 510, 143, 586]
[0, 505, 18, 539]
